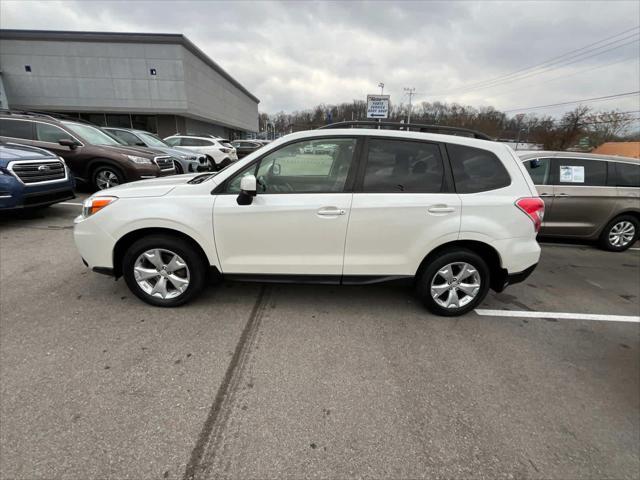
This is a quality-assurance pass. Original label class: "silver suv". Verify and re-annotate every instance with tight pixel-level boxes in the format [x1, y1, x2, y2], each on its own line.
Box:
[518, 151, 640, 251]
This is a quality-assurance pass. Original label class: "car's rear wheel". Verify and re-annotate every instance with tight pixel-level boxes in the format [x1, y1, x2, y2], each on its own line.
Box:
[416, 249, 490, 316]
[93, 165, 123, 191]
[123, 235, 207, 307]
[599, 215, 639, 251]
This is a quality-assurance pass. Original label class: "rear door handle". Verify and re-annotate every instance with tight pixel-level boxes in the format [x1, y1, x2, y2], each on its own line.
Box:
[555, 193, 570, 197]
[317, 207, 345, 216]
[428, 205, 456, 214]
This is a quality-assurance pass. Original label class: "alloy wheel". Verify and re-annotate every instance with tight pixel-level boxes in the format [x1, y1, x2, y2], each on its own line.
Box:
[430, 262, 481, 309]
[609, 221, 635, 247]
[133, 248, 190, 299]
[95, 170, 120, 190]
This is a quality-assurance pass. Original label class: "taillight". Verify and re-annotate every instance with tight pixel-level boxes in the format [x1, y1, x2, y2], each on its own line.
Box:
[516, 197, 545, 232]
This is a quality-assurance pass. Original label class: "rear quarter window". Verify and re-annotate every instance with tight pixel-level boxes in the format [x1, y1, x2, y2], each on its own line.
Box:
[615, 162, 640, 187]
[447, 144, 511, 193]
[0, 118, 34, 140]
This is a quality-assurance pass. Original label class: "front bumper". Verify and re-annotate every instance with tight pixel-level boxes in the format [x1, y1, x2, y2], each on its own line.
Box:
[0, 174, 75, 210]
[74, 214, 117, 270]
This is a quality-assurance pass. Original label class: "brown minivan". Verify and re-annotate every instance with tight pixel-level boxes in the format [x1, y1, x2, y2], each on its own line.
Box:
[518, 150, 640, 251]
[0, 111, 175, 190]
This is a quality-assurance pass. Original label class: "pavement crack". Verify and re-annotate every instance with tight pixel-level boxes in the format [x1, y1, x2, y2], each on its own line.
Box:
[183, 285, 270, 480]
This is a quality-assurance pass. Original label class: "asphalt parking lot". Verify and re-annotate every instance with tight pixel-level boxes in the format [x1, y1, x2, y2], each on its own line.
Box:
[1, 196, 639, 480]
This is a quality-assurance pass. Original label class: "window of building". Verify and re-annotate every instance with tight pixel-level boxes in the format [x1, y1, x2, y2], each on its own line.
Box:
[105, 114, 131, 129]
[363, 139, 444, 193]
[447, 144, 511, 193]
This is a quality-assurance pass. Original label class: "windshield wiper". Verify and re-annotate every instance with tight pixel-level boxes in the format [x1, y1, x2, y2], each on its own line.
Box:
[187, 173, 216, 184]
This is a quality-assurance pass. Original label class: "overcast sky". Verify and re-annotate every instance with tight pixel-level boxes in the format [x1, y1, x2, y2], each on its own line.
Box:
[1, 0, 639, 119]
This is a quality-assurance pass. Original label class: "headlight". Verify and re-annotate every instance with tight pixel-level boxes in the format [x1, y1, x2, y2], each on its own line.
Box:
[82, 196, 117, 218]
[126, 155, 152, 165]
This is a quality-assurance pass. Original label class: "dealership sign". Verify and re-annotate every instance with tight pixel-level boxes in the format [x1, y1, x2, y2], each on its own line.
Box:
[367, 95, 390, 119]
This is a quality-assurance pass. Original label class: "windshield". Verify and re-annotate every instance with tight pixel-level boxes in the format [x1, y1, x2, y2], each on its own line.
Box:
[62, 122, 121, 146]
[138, 131, 168, 148]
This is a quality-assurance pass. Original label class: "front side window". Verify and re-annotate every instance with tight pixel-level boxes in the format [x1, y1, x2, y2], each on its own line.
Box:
[0, 119, 33, 140]
[36, 122, 72, 143]
[61, 122, 120, 146]
[614, 162, 640, 187]
[109, 130, 140, 146]
[554, 158, 606, 186]
[138, 132, 168, 148]
[362, 139, 444, 193]
[524, 158, 552, 185]
[165, 137, 180, 146]
[225, 138, 357, 194]
[448, 144, 511, 193]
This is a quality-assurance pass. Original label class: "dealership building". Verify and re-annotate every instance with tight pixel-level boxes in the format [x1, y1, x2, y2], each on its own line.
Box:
[0, 29, 259, 138]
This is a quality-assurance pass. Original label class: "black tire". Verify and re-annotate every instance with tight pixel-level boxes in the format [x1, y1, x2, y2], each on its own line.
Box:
[205, 155, 216, 171]
[598, 215, 639, 252]
[174, 161, 184, 174]
[122, 234, 207, 307]
[416, 248, 491, 316]
[92, 165, 124, 191]
[216, 157, 231, 170]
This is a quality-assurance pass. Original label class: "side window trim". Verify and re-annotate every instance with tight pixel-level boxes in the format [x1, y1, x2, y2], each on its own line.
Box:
[214, 136, 363, 195]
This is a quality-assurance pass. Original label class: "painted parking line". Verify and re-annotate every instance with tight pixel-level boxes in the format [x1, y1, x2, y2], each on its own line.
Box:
[475, 309, 640, 323]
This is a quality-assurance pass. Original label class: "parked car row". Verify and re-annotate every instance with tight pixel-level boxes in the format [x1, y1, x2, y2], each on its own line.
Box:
[0, 110, 270, 210]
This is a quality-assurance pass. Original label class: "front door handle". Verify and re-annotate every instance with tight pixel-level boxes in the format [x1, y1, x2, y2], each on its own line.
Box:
[317, 207, 345, 216]
[428, 205, 456, 214]
[539, 193, 553, 197]
[555, 193, 570, 197]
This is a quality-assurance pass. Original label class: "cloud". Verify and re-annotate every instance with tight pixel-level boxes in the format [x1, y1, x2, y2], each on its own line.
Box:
[1, 0, 638, 117]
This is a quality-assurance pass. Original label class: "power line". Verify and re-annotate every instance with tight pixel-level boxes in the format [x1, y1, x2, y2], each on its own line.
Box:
[430, 25, 639, 95]
[486, 55, 638, 101]
[502, 91, 640, 113]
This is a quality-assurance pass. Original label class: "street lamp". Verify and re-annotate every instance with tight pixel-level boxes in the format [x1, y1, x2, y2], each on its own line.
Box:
[378, 82, 384, 95]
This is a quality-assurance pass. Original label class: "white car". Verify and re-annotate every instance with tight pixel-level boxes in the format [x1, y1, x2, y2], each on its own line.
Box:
[74, 125, 543, 316]
[163, 134, 237, 169]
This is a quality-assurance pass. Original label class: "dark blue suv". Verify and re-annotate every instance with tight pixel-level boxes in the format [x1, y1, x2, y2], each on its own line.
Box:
[0, 142, 75, 210]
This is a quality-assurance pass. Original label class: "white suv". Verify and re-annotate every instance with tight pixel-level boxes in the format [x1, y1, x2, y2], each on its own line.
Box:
[74, 125, 543, 316]
[164, 134, 237, 169]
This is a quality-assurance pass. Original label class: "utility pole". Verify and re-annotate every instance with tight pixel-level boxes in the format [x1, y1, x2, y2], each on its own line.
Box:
[378, 82, 384, 95]
[404, 87, 416, 124]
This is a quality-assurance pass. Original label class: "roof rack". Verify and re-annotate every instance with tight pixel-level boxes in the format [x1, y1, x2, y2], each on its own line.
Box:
[0, 109, 94, 125]
[318, 121, 493, 141]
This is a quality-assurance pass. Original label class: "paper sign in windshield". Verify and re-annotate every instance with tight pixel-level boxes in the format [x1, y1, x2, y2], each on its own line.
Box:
[560, 165, 585, 183]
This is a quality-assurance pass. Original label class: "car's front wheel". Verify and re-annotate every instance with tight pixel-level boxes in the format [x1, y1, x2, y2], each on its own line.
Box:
[599, 215, 639, 251]
[416, 249, 490, 316]
[122, 235, 207, 307]
[92, 165, 123, 191]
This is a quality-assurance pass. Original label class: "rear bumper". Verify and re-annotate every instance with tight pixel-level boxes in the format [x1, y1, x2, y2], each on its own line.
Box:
[492, 263, 538, 292]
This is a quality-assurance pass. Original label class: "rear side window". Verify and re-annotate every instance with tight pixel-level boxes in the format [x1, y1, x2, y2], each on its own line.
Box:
[182, 138, 212, 147]
[447, 144, 510, 193]
[110, 130, 140, 146]
[0, 119, 34, 140]
[615, 162, 640, 187]
[363, 139, 444, 193]
[554, 158, 606, 186]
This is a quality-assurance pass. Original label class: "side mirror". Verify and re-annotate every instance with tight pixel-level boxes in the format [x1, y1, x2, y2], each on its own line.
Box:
[237, 174, 257, 205]
[135, 142, 146, 147]
[59, 138, 79, 150]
